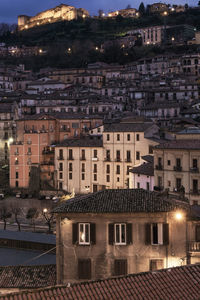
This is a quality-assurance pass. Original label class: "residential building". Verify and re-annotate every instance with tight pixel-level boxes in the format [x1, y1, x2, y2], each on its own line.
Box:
[154, 139, 200, 205]
[108, 8, 138, 18]
[54, 122, 160, 193]
[54, 189, 190, 283]
[128, 26, 166, 45]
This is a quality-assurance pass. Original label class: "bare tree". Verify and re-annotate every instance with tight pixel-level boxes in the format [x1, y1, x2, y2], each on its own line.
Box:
[0, 207, 12, 230]
[42, 209, 54, 234]
[26, 208, 39, 232]
[11, 205, 23, 231]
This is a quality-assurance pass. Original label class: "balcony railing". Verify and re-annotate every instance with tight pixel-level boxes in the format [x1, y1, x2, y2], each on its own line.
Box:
[190, 189, 200, 195]
[174, 166, 182, 172]
[188, 241, 200, 252]
[68, 157, 74, 161]
[115, 158, 121, 162]
[57, 156, 64, 160]
[155, 165, 163, 170]
[104, 157, 111, 161]
[190, 167, 199, 173]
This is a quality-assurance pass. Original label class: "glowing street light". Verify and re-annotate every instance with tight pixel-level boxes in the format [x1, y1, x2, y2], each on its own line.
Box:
[43, 208, 48, 213]
[175, 212, 183, 220]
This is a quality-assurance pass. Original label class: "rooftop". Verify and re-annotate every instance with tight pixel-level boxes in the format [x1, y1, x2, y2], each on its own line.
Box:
[129, 162, 154, 176]
[155, 139, 200, 150]
[53, 189, 189, 214]
[104, 123, 153, 132]
[55, 136, 103, 148]
[2, 264, 200, 300]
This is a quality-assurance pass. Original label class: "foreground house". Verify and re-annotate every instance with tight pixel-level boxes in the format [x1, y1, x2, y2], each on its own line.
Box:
[53, 189, 193, 283]
[2, 263, 200, 299]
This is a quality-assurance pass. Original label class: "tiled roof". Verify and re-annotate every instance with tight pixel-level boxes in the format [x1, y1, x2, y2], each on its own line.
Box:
[55, 136, 103, 148]
[155, 139, 200, 150]
[0, 264, 56, 289]
[142, 155, 154, 163]
[104, 123, 153, 132]
[129, 162, 154, 176]
[53, 189, 189, 214]
[1, 264, 200, 299]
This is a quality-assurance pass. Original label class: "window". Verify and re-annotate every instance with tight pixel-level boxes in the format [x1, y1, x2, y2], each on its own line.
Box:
[167, 160, 171, 166]
[116, 165, 120, 175]
[69, 149, 73, 160]
[114, 224, 126, 245]
[146, 182, 150, 191]
[106, 175, 110, 182]
[106, 165, 110, 173]
[69, 173, 72, 180]
[59, 163, 63, 171]
[69, 163, 73, 172]
[78, 259, 91, 280]
[116, 150, 121, 161]
[81, 150, 85, 160]
[176, 178, 182, 190]
[114, 260, 127, 276]
[15, 181, 18, 187]
[149, 145, 153, 154]
[93, 150, 97, 158]
[193, 159, 198, 169]
[136, 134, 140, 141]
[107, 134, 110, 141]
[59, 149, 63, 159]
[59, 172, 63, 179]
[109, 223, 132, 245]
[93, 174, 97, 181]
[72, 223, 96, 246]
[136, 151, 140, 160]
[145, 223, 169, 245]
[126, 150, 131, 162]
[137, 182, 140, 189]
[150, 259, 164, 271]
[176, 158, 181, 167]
[127, 134, 130, 141]
[82, 173, 85, 180]
[82, 163, 85, 172]
[59, 182, 63, 190]
[193, 179, 198, 193]
[79, 223, 90, 245]
[93, 164, 97, 173]
[196, 225, 200, 242]
[117, 134, 120, 141]
[16, 172, 19, 179]
[106, 150, 110, 161]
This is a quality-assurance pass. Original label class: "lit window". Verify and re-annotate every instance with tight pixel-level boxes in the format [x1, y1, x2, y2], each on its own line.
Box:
[79, 223, 90, 245]
[115, 223, 126, 245]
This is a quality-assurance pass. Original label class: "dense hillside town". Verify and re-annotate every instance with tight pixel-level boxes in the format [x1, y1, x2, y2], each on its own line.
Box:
[0, 1, 200, 299]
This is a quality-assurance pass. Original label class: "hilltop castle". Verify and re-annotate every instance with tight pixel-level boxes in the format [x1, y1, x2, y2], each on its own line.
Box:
[18, 4, 89, 31]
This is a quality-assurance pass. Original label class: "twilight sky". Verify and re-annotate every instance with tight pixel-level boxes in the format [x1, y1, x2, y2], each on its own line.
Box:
[0, 0, 198, 23]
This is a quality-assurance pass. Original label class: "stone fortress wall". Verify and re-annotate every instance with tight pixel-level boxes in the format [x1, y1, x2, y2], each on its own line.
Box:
[18, 4, 89, 30]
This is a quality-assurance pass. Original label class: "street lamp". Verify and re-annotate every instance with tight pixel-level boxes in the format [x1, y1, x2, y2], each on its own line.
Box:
[175, 211, 183, 221]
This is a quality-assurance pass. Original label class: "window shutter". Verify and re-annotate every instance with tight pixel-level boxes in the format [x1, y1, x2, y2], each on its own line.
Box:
[72, 223, 78, 244]
[114, 259, 127, 276]
[78, 259, 91, 279]
[195, 225, 200, 242]
[145, 223, 151, 245]
[163, 223, 169, 245]
[126, 223, 132, 244]
[109, 223, 114, 245]
[90, 223, 96, 244]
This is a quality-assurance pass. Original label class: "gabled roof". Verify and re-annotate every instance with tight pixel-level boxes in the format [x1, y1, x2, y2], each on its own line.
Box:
[53, 189, 189, 214]
[0, 264, 56, 289]
[2, 264, 200, 299]
[129, 162, 154, 176]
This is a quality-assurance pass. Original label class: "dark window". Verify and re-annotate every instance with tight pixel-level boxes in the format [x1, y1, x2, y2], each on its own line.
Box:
[127, 134, 130, 141]
[59, 172, 63, 179]
[59, 149, 63, 159]
[69, 163, 73, 172]
[69, 149, 73, 160]
[93, 150, 97, 158]
[150, 259, 164, 271]
[193, 159, 198, 168]
[137, 182, 140, 188]
[196, 225, 200, 242]
[116, 150, 121, 161]
[147, 182, 150, 191]
[59, 163, 63, 171]
[81, 173, 85, 180]
[69, 173, 72, 180]
[78, 259, 91, 279]
[116, 165, 120, 175]
[176, 178, 182, 190]
[59, 182, 63, 190]
[126, 151, 131, 162]
[117, 134, 120, 141]
[82, 163, 85, 172]
[106, 175, 110, 182]
[93, 185, 98, 192]
[15, 181, 18, 187]
[136, 134, 140, 141]
[16, 172, 19, 179]
[136, 151, 140, 160]
[167, 160, 171, 166]
[93, 174, 97, 181]
[81, 150, 85, 160]
[114, 260, 127, 276]
[149, 145, 153, 154]
[193, 179, 198, 193]
[107, 134, 110, 141]
[93, 164, 97, 173]
[106, 150, 110, 161]
[106, 165, 110, 173]
[176, 158, 181, 167]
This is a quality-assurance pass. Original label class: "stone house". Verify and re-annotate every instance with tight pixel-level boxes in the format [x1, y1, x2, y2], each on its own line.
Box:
[54, 188, 192, 283]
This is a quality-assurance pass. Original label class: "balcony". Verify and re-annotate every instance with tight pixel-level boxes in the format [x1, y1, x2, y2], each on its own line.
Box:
[155, 165, 163, 170]
[68, 157, 74, 161]
[188, 241, 200, 252]
[190, 189, 200, 195]
[80, 157, 86, 161]
[190, 167, 199, 173]
[125, 158, 132, 163]
[174, 166, 182, 172]
[104, 157, 111, 162]
[115, 158, 121, 162]
[57, 156, 64, 160]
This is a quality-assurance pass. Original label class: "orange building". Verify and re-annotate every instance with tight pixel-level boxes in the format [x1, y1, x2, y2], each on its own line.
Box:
[10, 114, 103, 192]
